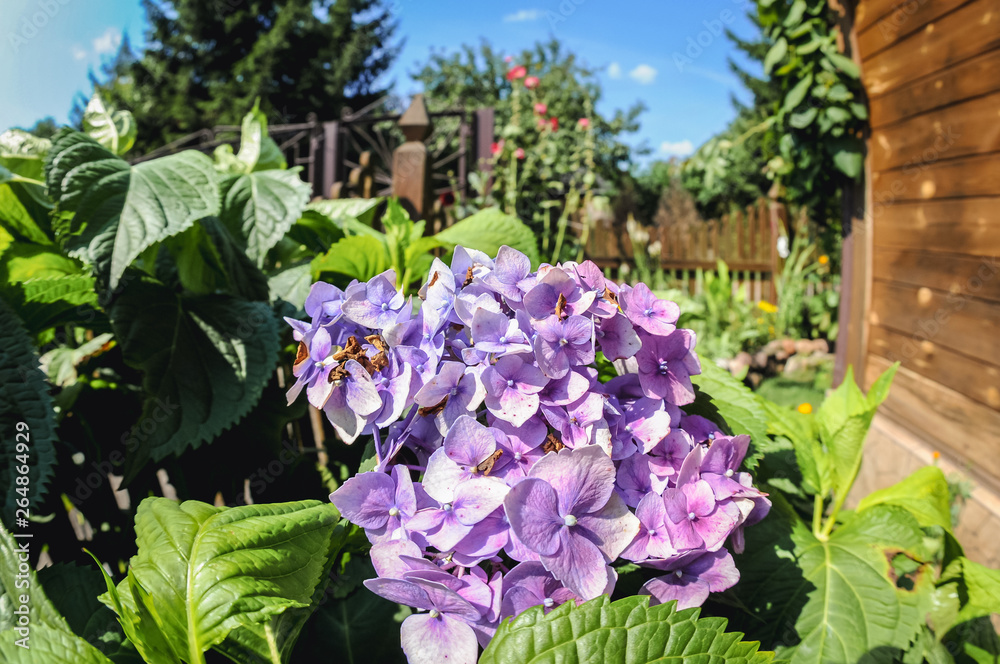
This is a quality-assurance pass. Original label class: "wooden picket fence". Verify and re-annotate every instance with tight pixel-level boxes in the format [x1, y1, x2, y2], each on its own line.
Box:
[586, 198, 789, 304]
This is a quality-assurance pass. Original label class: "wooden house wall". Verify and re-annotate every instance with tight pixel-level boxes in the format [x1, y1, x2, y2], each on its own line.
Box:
[853, 0, 1000, 488]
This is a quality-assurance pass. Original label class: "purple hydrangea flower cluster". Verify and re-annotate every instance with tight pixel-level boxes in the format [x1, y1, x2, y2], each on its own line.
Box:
[286, 246, 770, 664]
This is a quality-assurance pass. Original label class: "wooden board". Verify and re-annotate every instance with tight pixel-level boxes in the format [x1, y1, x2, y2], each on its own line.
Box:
[863, 0, 1000, 97]
[871, 91, 1000, 171]
[870, 280, 1000, 366]
[858, 0, 968, 59]
[871, 151, 1000, 200]
[870, 48, 1000, 128]
[865, 355, 1000, 493]
[872, 246, 1000, 303]
[872, 197, 1000, 257]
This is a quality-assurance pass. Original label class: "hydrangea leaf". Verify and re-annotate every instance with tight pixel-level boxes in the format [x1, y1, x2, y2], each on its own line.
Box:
[108, 277, 279, 474]
[794, 508, 934, 664]
[689, 359, 770, 471]
[480, 594, 774, 664]
[45, 129, 219, 290]
[856, 465, 952, 530]
[307, 198, 382, 228]
[0, 298, 57, 526]
[82, 94, 137, 156]
[816, 364, 897, 499]
[219, 168, 311, 266]
[310, 235, 389, 285]
[95, 498, 340, 663]
[932, 556, 1000, 638]
[0, 524, 114, 663]
[434, 207, 540, 268]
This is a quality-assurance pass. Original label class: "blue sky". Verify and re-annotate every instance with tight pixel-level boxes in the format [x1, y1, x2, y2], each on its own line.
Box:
[0, 0, 761, 162]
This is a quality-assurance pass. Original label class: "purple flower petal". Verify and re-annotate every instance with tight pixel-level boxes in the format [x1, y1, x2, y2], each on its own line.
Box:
[330, 471, 395, 530]
[504, 477, 563, 556]
[400, 612, 479, 664]
[528, 446, 615, 516]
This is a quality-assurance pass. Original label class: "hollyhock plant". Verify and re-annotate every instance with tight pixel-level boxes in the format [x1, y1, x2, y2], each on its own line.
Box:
[286, 244, 770, 664]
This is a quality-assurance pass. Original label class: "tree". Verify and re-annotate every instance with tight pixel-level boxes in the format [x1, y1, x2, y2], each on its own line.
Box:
[88, 0, 400, 153]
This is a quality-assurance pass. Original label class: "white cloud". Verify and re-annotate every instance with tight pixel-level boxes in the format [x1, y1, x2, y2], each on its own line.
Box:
[608, 62, 622, 79]
[629, 64, 658, 85]
[71, 46, 88, 61]
[659, 140, 694, 157]
[92, 27, 121, 55]
[503, 9, 543, 22]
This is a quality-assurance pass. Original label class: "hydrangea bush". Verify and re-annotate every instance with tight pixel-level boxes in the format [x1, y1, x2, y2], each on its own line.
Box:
[286, 245, 770, 664]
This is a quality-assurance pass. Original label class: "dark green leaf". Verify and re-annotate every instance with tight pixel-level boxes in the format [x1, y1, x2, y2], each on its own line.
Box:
[46, 130, 219, 289]
[783, 74, 813, 113]
[108, 278, 279, 470]
[0, 298, 57, 526]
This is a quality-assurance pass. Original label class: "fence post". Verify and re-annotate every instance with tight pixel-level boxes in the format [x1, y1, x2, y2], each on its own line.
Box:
[474, 107, 495, 196]
[392, 94, 433, 220]
[321, 121, 340, 199]
[768, 198, 788, 306]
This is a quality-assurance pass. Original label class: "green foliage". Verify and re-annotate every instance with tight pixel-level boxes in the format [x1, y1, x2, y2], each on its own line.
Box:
[689, 360, 770, 471]
[0, 299, 57, 526]
[109, 278, 279, 472]
[84, 1, 400, 153]
[46, 130, 220, 291]
[480, 595, 774, 664]
[92, 498, 340, 664]
[682, 1, 867, 227]
[0, 523, 114, 662]
[311, 203, 538, 292]
[81, 95, 137, 157]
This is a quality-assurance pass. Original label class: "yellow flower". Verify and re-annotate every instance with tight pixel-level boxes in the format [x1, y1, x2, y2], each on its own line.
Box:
[758, 300, 778, 314]
[797, 403, 813, 415]
[818, 255, 829, 265]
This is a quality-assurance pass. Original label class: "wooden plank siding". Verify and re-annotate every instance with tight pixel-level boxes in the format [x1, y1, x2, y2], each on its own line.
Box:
[851, 0, 1000, 490]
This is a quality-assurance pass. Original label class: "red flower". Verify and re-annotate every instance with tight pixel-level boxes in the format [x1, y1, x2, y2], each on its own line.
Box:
[524, 76, 540, 89]
[533, 102, 548, 115]
[577, 118, 590, 128]
[514, 147, 525, 160]
[439, 191, 455, 206]
[549, 117, 559, 131]
[491, 141, 502, 155]
[506, 65, 527, 81]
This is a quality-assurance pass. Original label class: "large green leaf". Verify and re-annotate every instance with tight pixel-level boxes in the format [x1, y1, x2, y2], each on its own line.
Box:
[307, 198, 382, 228]
[0, 130, 52, 244]
[96, 498, 339, 663]
[762, 399, 828, 496]
[787, 506, 932, 663]
[215, 518, 349, 664]
[268, 263, 312, 310]
[311, 235, 389, 284]
[0, 298, 57, 526]
[0, 523, 114, 662]
[934, 557, 1000, 637]
[856, 466, 952, 530]
[166, 219, 269, 300]
[108, 277, 279, 471]
[46, 130, 219, 289]
[434, 207, 540, 267]
[220, 169, 311, 266]
[817, 364, 896, 498]
[82, 94, 136, 157]
[689, 360, 770, 471]
[236, 101, 286, 172]
[480, 594, 774, 664]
